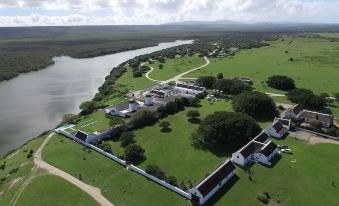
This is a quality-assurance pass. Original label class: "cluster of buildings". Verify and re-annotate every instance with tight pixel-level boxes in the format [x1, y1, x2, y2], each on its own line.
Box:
[104, 82, 207, 118]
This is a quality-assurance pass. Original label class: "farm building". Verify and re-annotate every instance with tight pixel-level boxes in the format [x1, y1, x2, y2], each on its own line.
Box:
[150, 89, 169, 98]
[265, 119, 289, 138]
[231, 131, 279, 166]
[74, 130, 88, 142]
[274, 118, 291, 130]
[189, 160, 236, 205]
[174, 83, 207, 97]
[297, 110, 333, 128]
[105, 99, 140, 117]
[281, 104, 302, 119]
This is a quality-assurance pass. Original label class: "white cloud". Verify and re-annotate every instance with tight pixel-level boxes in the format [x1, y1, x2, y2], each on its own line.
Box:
[0, 0, 338, 26]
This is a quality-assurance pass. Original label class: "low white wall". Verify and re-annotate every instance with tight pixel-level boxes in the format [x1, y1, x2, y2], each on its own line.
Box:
[128, 165, 191, 199]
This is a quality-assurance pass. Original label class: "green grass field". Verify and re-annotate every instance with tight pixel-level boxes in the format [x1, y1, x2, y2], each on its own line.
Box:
[185, 36, 339, 96]
[116, 66, 155, 90]
[14, 174, 100, 206]
[148, 55, 205, 81]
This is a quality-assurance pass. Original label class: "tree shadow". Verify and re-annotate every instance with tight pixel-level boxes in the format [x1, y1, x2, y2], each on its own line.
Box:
[188, 118, 201, 124]
[160, 128, 172, 133]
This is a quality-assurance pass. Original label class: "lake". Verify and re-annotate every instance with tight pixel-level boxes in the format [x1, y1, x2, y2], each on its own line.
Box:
[0, 40, 193, 155]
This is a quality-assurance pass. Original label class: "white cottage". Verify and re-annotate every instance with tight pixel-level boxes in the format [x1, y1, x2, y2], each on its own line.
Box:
[297, 110, 333, 128]
[281, 104, 302, 119]
[105, 100, 139, 117]
[189, 160, 235, 205]
[265, 120, 288, 139]
[174, 83, 207, 97]
[231, 131, 279, 166]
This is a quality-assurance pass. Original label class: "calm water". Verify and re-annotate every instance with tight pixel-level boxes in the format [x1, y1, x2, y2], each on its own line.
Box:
[0, 40, 193, 155]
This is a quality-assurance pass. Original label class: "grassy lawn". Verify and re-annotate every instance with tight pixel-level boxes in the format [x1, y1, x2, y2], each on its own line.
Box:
[315, 32, 339, 38]
[210, 137, 339, 206]
[42, 134, 190, 206]
[148, 55, 205, 81]
[185, 36, 339, 95]
[15, 174, 100, 206]
[0, 136, 45, 205]
[73, 111, 111, 134]
[116, 66, 155, 90]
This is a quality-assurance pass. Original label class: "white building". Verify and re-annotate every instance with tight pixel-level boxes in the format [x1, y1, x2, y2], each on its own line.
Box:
[189, 160, 235, 205]
[281, 104, 302, 119]
[174, 83, 207, 97]
[231, 131, 279, 167]
[74, 130, 88, 142]
[105, 100, 139, 117]
[265, 120, 289, 139]
[297, 110, 333, 128]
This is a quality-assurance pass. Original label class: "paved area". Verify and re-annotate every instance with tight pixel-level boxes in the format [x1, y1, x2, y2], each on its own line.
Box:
[289, 131, 339, 145]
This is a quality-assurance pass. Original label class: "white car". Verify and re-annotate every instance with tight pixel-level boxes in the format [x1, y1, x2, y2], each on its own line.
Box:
[281, 148, 293, 154]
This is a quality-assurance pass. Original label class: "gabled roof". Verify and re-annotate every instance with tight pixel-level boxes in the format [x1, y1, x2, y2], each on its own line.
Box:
[291, 104, 302, 115]
[261, 141, 277, 157]
[175, 83, 205, 91]
[239, 141, 265, 158]
[195, 160, 235, 197]
[272, 121, 284, 133]
[274, 118, 291, 127]
[75, 130, 88, 141]
[114, 103, 130, 111]
[253, 131, 270, 143]
[298, 110, 333, 123]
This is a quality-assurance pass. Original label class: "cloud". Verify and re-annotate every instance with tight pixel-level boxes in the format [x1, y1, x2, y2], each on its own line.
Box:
[0, 0, 338, 26]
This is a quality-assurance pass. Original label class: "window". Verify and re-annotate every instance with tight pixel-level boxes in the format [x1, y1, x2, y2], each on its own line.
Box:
[237, 155, 239, 158]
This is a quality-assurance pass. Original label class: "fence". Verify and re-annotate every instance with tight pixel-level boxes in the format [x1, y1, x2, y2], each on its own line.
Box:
[128, 164, 191, 199]
[296, 127, 339, 140]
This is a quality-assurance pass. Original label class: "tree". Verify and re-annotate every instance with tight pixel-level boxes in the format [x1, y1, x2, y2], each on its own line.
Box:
[110, 117, 124, 127]
[232, 91, 277, 119]
[156, 105, 167, 118]
[120, 132, 136, 147]
[196, 76, 217, 89]
[100, 143, 112, 154]
[61, 113, 78, 124]
[167, 176, 179, 187]
[214, 79, 252, 95]
[217, 73, 224, 79]
[287, 88, 325, 110]
[159, 121, 171, 132]
[186, 110, 201, 124]
[124, 144, 146, 165]
[145, 164, 166, 180]
[165, 102, 178, 114]
[133, 71, 142, 78]
[174, 98, 185, 110]
[266, 75, 295, 91]
[158, 64, 164, 69]
[79, 101, 99, 114]
[335, 93, 339, 102]
[128, 110, 158, 129]
[193, 111, 261, 150]
[189, 97, 200, 107]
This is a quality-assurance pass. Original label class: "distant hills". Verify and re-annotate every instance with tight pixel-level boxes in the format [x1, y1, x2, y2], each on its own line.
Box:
[164, 20, 240, 25]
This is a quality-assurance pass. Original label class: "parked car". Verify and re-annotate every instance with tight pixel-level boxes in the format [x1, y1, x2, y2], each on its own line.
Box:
[281, 148, 293, 154]
[278, 145, 288, 149]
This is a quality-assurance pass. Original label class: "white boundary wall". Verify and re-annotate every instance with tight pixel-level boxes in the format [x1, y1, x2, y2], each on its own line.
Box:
[296, 127, 339, 140]
[128, 164, 191, 199]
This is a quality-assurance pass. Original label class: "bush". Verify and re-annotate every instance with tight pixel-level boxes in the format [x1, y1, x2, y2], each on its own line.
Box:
[128, 110, 158, 129]
[257, 193, 269, 204]
[158, 64, 164, 69]
[232, 91, 277, 119]
[167, 176, 179, 187]
[266, 75, 295, 90]
[287, 89, 325, 110]
[335, 93, 339, 102]
[120, 132, 136, 147]
[326, 128, 338, 137]
[165, 102, 179, 114]
[159, 121, 171, 132]
[217, 73, 223, 79]
[124, 144, 146, 165]
[309, 120, 323, 132]
[186, 110, 200, 119]
[189, 97, 201, 107]
[196, 76, 217, 89]
[133, 71, 142, 78]
[193, 111, 261, 149]
[214, 79, 252, 95]
[79, 101, 99, 114]
[145, 164, 166, 180]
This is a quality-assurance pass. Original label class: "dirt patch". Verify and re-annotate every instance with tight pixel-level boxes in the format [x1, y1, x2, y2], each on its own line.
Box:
[0, 177, 24, 197]
[290, 131, 339, 145]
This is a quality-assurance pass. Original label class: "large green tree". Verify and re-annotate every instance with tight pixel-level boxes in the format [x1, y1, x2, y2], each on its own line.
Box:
[124, 144, 146, 165]
[266, 75, 295, 91]
[192, 111, 261, 149]
[214, 79, 252, 95]
[232, 91, 277, 119]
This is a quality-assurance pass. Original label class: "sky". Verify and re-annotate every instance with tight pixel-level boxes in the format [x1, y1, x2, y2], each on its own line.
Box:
[0, 0, 338, 26]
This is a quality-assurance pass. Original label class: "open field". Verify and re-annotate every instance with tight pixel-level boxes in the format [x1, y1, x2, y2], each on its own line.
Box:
[185, 36, 339, 95]
[116, 66, 156, 90]
[316, 32, 339, 38]
[147, 55, 205, 81]
[73, 111, 111, 134]
[14, 174, 100, 206]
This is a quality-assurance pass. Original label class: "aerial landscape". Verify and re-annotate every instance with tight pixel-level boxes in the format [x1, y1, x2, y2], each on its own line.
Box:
[0, 0, 339, 206]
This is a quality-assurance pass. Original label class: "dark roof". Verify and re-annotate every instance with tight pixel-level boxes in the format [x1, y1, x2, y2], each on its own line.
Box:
[275, 118, 290, 127]
[298, 111, 333, 123]
[75, 130, 88, 141]
[261, 141, 277, 156]
[176, 83, 205, 91]
[292, 104, 302, 115]
[114, 103, 130, 111]
[272, 121, 284, 133]
[239, 141, 265, 158]
[150, 90, 165, 96]
[253, 132, 269, 143]
[196, 160, 235, 197]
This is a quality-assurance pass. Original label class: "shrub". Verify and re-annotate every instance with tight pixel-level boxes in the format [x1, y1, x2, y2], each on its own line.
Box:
[145, 164, 166, 180]
[186, 110, 200, 119]
[193, 111, 261, 149]
[128, 110, 158, 129]
[133, 71, 142, 78]
[120, 132, 136, 147]
[79, 101, 99, 114]
[232, 91, 277, 119]
[167, 176, 179, 187]
[165, 102, 179, 114]
[214, 79, 252, 95]
[309, 120, 323, 132]
[326, 128, 338, 137]
[217, 73, 224, 79]
[335, 93, 339, 102]
[189, 97, 201, 107]
[196, 76, 217, 89]
[266, 75, 295, 90]
[159, 121, 171, 132]
[124, 144, 146, 165]
[158, 64, 164, 69]
[257, 194, 269, 204]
